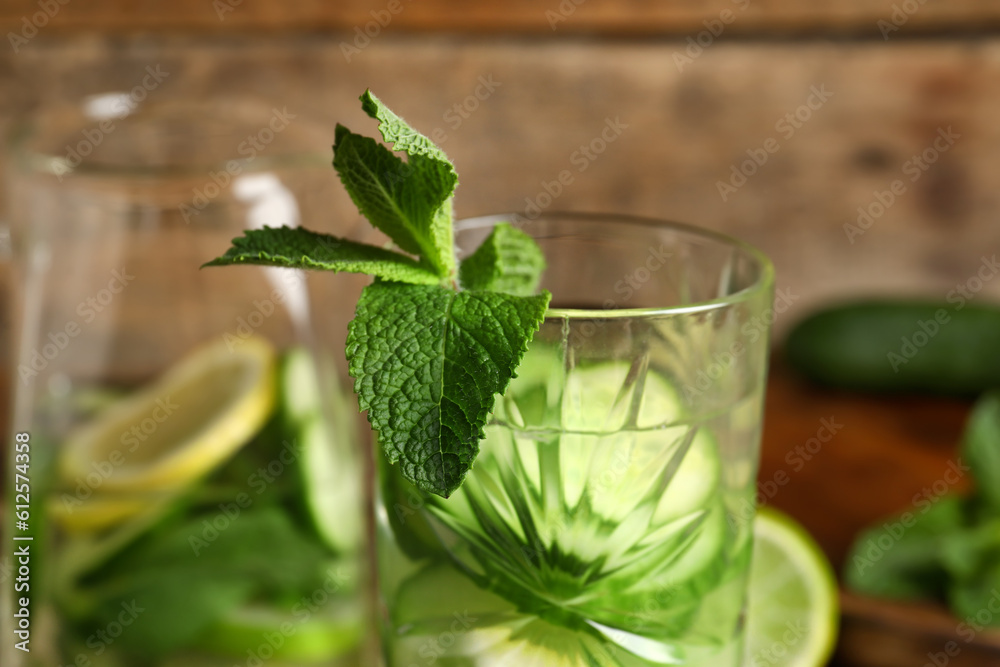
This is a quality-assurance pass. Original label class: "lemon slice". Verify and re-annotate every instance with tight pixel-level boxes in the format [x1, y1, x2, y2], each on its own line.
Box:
[58, 336, 276, 494]
[49, 494, 159, 533]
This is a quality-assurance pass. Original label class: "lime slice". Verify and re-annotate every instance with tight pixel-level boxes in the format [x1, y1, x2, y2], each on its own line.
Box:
[747, 507, 839, 667]
[58, 336, 276, 494]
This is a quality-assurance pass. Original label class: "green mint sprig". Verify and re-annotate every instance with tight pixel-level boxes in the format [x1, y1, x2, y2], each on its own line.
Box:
[206, 90, 551, 497]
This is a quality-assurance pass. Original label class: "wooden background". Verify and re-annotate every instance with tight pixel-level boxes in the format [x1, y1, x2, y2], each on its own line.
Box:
[2, 3, 1000, 665]
[2, 4, 999, 332]
[1, 0, 1000, 35]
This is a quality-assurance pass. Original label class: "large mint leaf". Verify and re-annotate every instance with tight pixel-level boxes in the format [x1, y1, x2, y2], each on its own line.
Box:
[459, 223, 546, 296]
[346, 282, 550, 497]
[202, 225, 439, 285]
[334, 98, 457, 278]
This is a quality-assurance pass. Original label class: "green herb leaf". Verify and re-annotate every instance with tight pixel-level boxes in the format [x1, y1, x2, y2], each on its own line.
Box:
[844, 495, 964, 601]
[346, 281, 550, 497]
[361, 90, 456, 169]
[459, 223, 547, 296]
[334, 93, 458, 278]
[202, 225, 440, 285]
[940, 516, 1000, 581]
[78, 508, 330, 657]
[962, 390, 1000, 511]
[204, 91, 553, 497]
[949, 562, 1000, 625]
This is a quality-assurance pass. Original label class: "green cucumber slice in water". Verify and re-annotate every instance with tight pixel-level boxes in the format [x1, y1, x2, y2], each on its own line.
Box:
[561, 361, 685, 432]
[653, 429, 721, 525]
[392, 564, 654, 667]
[279, 346, 323, 424]
[557, 362, 721, 526]
[194, 601, 361, 662]
[278, 347, 361, 554]
[298, 416, 361, 554]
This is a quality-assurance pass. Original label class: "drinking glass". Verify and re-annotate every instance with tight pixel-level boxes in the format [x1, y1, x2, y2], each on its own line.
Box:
[376, 212, 774, 666]
[2, 97, 372, 666]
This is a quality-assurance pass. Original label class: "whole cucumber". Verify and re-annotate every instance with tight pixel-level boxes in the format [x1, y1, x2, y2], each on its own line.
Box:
[785, 300, 1000, 395]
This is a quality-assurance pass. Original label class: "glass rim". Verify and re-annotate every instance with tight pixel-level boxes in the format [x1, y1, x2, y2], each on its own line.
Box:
[6, 97, 332, 180]
[457, 211, 775, 319]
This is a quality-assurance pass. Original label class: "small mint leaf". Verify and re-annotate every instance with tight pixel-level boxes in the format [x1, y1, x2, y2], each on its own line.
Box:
[334, 124, 455, 277]
[459, 223, 546, 296]
[358, 90, 457, 278]
[202, 225, 440, 285]
[361, 90, 456, 169]
[346, 282, 550, 497]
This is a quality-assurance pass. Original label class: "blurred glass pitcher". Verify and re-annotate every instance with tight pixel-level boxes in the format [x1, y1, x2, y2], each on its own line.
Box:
[3, 95, 373, 667]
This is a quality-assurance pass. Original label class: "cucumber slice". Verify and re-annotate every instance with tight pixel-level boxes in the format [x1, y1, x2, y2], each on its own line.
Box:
[390, 565, 652, 667]
[602, 501, 729, 626]
[655, 500, 728, 592]
[652, 429, 721, 525]
[299, 416, 361, 554]
[562, 361, 684, 432]
[393, 562, 517, 632]
[501, 343, 565, 430]
[277, 347, 362, 554]
[194, 601, 361, 662]
[377, 452, 443, 561]
[385, 361, 733, 665]
[552, 362, 721, 525]
[279, 346, 323, 424]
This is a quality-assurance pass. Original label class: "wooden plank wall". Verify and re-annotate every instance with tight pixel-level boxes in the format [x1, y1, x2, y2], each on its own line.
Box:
[0, 0, 999, 35]
[1, 4, 997, 387]
[5, 32, 998, 330]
